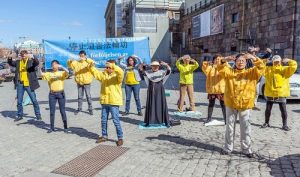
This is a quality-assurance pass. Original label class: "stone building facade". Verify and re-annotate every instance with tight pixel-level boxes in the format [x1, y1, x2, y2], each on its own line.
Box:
[175, 0, 300, 65]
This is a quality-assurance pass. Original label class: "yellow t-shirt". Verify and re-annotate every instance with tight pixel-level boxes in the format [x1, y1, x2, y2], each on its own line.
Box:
[19, 58, 29, 87]
[125, 69, 139, 85]
[42, 71, 68, 92]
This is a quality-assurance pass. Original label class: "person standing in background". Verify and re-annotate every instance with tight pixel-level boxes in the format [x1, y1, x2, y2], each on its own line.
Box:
[68, 50, 94, 115]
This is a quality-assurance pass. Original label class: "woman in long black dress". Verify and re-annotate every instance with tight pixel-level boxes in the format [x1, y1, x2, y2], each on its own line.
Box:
[140, 61, 171, 126]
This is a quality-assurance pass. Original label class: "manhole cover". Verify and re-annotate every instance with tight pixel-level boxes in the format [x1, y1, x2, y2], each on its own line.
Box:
[52, 145, 129, 177]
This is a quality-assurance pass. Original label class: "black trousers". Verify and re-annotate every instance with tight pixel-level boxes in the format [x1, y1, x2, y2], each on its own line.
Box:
[265, 101, 288, 126]
[207, 98, 226, 123]
[49, 91, 67, 130]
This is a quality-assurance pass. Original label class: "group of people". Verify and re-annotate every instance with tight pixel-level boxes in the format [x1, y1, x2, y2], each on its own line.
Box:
[6, 47, 298, 156]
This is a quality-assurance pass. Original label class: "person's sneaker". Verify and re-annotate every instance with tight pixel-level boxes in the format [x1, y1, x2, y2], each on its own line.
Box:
[36, 116, 42, 121]
[252, 106, 261, 111]
[220, 149, 231, 155]
[96, 137, 107, 143]
[64, 128, 72, 133]
[14, 117, 23, 122]
[89, 110, 93, 115]
[74, 109, 81, 115]
[282, 126, 291, 131]
[116, 139, 123, 146]
[261, 123, 270, 128]
[122, 112, 129, 116]
[138, 112, 143, 116]
[245, 153, 254, 158]
[47, 128, 55, 133]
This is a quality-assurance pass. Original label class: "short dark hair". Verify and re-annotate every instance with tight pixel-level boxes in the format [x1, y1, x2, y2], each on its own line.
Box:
[212, 54, 222, 62]
[79, 50, 86, 55]
[20, 50, 28, 55]
[51, 60, 60, 65]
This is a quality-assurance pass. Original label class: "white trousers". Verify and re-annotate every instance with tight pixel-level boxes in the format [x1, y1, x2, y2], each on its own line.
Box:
[224, 107, 252, 154]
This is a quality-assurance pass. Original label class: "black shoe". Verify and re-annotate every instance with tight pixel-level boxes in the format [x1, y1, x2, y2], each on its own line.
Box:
[64, 128, 71, 133]
[204, 118, 212, 124]
[245, 153, 254, 158]
[122, 112, 129, 116]
[282, 126, 291, 131]
[252, 106, 261, 111]
[47, 128, 55, 133]
[74, 109, 81, 115]
[14, 117, 23, 122]
[221, 150, 231, 155]
[36, 116, 42, 121]
[89, 110, 93, 115]
[138, 112, 143, 116]
[261, 123, 270, 128]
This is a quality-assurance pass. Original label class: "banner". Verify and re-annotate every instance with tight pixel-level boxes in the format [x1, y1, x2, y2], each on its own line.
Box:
[43, 37, 151, 69]
[210, 4, 224, 35]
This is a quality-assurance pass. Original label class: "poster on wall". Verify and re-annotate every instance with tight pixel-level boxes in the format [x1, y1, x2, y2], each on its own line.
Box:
[210, 4, 224, 35]
[192, 15, 201, 39]
[200, 10, 211, 37]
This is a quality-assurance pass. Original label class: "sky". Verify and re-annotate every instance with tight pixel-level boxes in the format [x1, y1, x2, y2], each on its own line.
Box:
[0, 0, 108, 47]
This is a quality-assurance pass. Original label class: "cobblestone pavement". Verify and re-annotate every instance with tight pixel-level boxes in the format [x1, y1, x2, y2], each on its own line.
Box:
[0, 72, 299, 177]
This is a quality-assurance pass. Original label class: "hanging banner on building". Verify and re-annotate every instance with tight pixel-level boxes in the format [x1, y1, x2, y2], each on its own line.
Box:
[201, 10, 211, 37]
[192, 4, 224, 39]
[192, 15, 201, 39]
[210, 4, 224, 35]
[43, 37, 151, 69]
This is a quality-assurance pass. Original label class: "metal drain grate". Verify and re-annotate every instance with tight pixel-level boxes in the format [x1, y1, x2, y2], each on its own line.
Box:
[52, 145, 129, 177]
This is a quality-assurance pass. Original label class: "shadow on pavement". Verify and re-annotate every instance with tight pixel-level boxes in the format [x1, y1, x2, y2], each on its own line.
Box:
[0, 111, 35, 119]
[268, 154, 300, 177]
[146, 134, 224, 153]
[16, 119, 100, 140]
[37, 97, 99, 105]
[120, 116, 142, 125]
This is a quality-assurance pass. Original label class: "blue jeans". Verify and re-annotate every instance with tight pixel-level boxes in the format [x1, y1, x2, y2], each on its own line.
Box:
[17, 83, 41, 118]
[125, 84, 141, 113]
[101, 105, 123, 139]
[49, 92, 67, 129]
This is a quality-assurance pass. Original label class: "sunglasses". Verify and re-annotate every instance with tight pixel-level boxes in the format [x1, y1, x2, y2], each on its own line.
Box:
[106, 67, 112, 69]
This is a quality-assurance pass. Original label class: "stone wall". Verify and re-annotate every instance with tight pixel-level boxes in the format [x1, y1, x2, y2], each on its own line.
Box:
[179, 0, 299, 63]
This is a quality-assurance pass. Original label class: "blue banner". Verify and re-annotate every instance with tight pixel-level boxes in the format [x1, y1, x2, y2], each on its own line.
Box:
[43, 37, 151, 69]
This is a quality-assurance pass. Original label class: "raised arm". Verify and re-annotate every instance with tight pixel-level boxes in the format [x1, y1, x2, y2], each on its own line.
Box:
[190, 59, 199, 71]
[59, 65, 69, 79]
[176, 58, 184, 71]
[114, 65, 125, 84]
[245, 54, 265, 80]
[282, 59, 298, 78]
[201, 61, 212, 76]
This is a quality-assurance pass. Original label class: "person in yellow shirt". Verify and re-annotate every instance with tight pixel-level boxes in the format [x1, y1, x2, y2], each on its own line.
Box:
[202, 54, 226, 124]
[217, 53, 265, 158]
[118, 55, 143, 116]
[7, 50, 42, 121]
[89, 60, 124, 146]
[68, 50, 94, 115]
[261, 55, 298, 131]
[41, 60, 70, 133]
[176, 55, 199, 112]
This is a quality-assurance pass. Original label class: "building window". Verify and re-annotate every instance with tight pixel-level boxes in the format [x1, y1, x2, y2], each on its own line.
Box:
[195, 4, 197, 9]
[188, 28, 191, 35]
[232, 13, 239, 23]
